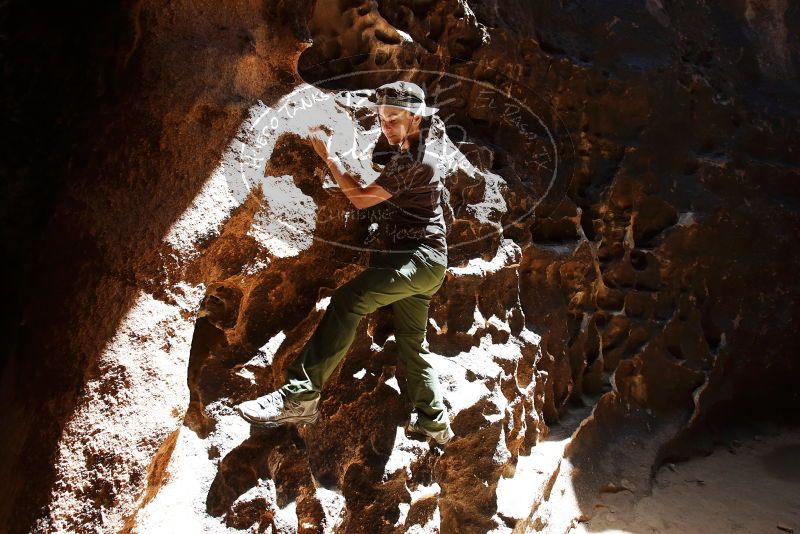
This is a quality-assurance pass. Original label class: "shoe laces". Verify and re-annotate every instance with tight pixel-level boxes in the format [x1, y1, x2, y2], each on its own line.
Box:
[256, 391, 286, 410]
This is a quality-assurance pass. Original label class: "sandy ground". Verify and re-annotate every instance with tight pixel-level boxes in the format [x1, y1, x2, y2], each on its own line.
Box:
[572, 423, 800, 534]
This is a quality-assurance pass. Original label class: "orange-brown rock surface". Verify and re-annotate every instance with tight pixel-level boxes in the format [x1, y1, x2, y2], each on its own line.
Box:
[1, 0, 798, 533]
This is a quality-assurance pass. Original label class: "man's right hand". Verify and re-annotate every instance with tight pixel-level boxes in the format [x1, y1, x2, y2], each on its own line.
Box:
[309, 125, 334, 161]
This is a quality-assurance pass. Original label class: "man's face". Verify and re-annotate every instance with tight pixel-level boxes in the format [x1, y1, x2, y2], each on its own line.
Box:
[378, 105, 421, 146]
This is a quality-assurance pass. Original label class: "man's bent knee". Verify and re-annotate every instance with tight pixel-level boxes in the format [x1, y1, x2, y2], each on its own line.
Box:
[330, 284, 377, 316]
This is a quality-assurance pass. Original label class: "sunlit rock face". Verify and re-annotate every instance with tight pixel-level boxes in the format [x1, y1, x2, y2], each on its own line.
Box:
[1, 0, 798, 533]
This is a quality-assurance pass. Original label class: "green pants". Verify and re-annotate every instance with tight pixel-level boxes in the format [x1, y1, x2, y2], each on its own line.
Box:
[280, 244, 449, 431]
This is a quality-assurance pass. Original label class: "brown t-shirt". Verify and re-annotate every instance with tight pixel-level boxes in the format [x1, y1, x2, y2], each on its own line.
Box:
[370, 136, 448, 266]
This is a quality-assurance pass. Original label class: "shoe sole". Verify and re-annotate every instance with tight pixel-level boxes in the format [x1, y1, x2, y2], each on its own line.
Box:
[237, 408, 320, 427]
[405, 424, 452, 446]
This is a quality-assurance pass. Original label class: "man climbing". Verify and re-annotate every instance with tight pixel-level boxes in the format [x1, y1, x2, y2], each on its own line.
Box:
[236, 81, 454, 445]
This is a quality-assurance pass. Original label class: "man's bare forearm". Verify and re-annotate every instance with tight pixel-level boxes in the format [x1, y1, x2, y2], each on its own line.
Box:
[324, 157, 365, 205]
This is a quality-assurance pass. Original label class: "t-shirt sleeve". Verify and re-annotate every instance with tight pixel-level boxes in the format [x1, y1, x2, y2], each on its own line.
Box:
[374, 155, 434, 196]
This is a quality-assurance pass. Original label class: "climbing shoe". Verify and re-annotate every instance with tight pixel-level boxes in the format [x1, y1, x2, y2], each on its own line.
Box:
[406, 419, 454, 445]
[236, 390, 320, 427]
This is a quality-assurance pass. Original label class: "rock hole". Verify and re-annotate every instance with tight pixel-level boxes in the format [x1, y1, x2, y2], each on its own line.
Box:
[630, 250, 648, 270]
[666, 343, 685, 360]
[580, 209, 596, 240]
[374, 50, 389, 65]
[374, 27, 402, 45]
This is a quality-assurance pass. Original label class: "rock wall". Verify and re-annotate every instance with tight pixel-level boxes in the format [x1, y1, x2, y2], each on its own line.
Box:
[1, 0, 798, 533]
